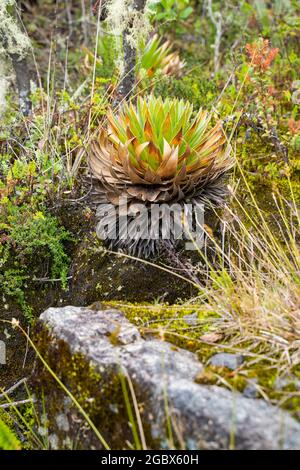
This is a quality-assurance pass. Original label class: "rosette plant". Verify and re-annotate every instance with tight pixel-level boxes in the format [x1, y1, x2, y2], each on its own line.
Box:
[89, 96, 233, 257]
[139, 34, 185, 78]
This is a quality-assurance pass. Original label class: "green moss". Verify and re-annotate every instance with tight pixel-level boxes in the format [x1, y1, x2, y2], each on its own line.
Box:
[0, 408, 15, 430]
[104, 301, 300, 418]
[153, 74, 217, 109]
[30, 322, 159, 450]
[104, 300, 219, 353]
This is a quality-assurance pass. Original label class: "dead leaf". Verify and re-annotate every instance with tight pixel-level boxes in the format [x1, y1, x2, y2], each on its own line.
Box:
[200, 333, 223, 343]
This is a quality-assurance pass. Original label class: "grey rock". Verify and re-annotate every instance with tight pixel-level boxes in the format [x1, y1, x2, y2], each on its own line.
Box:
[35, 306, 300, 450]
[243, 379, 259, 398]
[209, 352, 245, 370]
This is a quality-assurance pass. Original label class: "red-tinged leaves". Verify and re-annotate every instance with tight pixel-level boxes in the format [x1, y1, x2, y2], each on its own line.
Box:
[89, 96, 233, 204]
[172, 128, 183, 146]
[157, 147, 179, 178]
[144, 118, 153, 140]
[246, 39, 279, 72]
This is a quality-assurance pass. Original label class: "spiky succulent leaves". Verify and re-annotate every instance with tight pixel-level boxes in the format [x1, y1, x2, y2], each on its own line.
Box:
[139, 34, 185, 78]
[90, 96, 233, 204]
[89, 96, 233, 257]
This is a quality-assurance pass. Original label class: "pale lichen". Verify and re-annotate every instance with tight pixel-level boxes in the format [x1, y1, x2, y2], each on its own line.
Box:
[0, 0, 31, 57]
[0, 58, 11, 116]
[0, 1, 31, 113]
[105, 0, 152, 70]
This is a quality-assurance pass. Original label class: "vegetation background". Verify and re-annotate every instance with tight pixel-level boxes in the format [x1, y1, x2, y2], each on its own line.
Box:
[0, 0, 299, 449]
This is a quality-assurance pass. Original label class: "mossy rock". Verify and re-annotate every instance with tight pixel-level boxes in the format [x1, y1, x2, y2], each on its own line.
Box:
[29, 306, 300, 450]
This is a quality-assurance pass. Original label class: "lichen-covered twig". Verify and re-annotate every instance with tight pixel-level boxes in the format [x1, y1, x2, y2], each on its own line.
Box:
[0, 0, 32, 115]
[113, 0, 147, 106]
[0, 377, 28, 400]
[206, 0, 222, 74]
[0, 398, 34, 409]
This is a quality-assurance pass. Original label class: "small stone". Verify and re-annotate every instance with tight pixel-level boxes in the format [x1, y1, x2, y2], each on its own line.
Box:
[209, 352, 244, 370]
[116, 324, 141, 345]
[243, 379, 259, 398]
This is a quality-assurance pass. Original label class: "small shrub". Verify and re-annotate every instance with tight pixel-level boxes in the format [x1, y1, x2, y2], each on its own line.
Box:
[0, 204, 72, 321]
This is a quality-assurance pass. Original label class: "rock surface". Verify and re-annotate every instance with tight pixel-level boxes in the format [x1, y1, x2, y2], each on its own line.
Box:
[208, 352, 245, 370]
[33, 306, 300, 450]
[68, 233, 197, 305]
